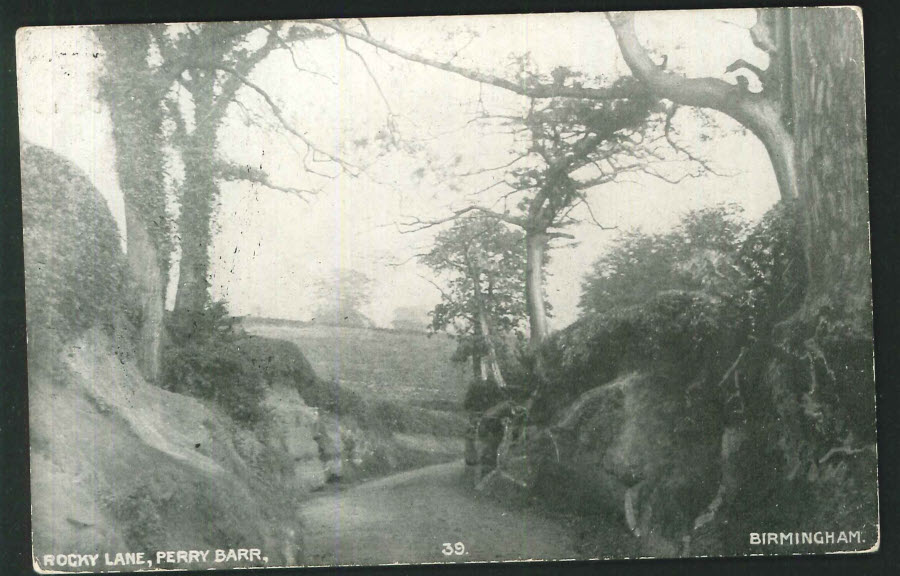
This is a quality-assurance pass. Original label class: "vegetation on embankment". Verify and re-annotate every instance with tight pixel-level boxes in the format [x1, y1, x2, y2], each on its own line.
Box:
[242, 318, 469, 410]
[22, 144, 464, 572]
[237, 319, 469, 482]
[519, 202, 877, 557]
[23, 143, 307, 570]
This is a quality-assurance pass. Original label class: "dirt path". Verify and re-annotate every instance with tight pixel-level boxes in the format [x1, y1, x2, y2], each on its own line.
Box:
[299, 461, 578, 566]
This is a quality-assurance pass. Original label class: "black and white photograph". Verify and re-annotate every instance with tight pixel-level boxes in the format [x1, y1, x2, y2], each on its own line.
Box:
[16, 7, 878, 572]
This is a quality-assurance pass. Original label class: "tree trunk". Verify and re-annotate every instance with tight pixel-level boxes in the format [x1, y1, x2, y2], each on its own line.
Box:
[471, 263, 507, 388]
[472, 351, 484, 380]
[173, 155, 215, 314]
[525, 231, 550, 346]
[124, 205, 165, 381]
[173, 80, 218, 315]
[476, 304, 507, 388]
[757, 7, 875, 538]
[97, 27, 171, 383]
[790, 7, 871, 321]
[744, 104, 800, 202]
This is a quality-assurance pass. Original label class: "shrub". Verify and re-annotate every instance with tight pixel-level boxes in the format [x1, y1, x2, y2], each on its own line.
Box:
[20, 143, 131, 339]
[537, 202, 804, 421]
[162, 302, 270, 425]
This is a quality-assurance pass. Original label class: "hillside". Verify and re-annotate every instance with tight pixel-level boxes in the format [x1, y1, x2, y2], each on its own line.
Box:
[29, 330, 312, 571]
[241, 318, 469, 410]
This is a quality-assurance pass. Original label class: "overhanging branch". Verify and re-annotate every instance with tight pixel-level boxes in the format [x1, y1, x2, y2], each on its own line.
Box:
[606, 12, 755, 113]
[214, 160, 317, 202]
[309, 19, 644, 102]
[400, 205, 527, 233]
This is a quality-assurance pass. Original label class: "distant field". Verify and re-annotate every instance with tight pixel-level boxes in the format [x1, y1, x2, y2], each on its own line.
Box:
[242, 318, 469, 410]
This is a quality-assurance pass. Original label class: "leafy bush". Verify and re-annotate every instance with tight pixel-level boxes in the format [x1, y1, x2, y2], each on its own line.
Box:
[538, 202, 804, 420]
[580, 203, 749, 315]
[162, 302, 380, 428]
[162, 302, 270, 425]
[20, 143, 133, 339]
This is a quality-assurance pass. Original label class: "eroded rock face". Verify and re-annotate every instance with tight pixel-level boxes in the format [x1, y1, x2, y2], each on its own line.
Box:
[315, 413, 379, 482]
[261, 385, 327, 492]
[29, 331, 305, 572]
[526, 372, 723, 557]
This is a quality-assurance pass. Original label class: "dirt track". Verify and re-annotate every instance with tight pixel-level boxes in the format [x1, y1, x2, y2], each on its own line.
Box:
[299, 461, 578, 566]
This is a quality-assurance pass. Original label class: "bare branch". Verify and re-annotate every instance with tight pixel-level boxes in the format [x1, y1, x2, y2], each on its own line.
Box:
[574, 193, 618, 230]
[724, 58, 766, 83]
[418, 274, 451, 301]
[214, 160, 317, 202]
[453, 153, 530, 178]
[607, 10, 798, 201]
[386, 253, 430, 268]
[341, 33, 396, 125]
[215, 65, 360, 176]
[266, 24, 338, 85]
[308, 19, 643, 102]
[663, 104, 724, 176]
[400, 205, 527, 233]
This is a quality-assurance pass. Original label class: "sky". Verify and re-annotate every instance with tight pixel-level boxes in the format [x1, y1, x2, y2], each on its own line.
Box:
[16, 9, 779, 330]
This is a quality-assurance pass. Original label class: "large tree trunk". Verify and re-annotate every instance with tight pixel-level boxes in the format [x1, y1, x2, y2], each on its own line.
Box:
[790, 7, 871, 321]
[173, 79, 218, 315]
[525, 231, 550, 346]
[97, 27, 171, 382]
[124, 205, 165, 381]
[172, 153, 215, 315]
[786, 6, 876, 477]
[694, 8, 876, 550]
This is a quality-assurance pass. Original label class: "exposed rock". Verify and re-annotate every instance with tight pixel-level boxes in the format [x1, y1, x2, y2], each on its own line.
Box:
[260, 385, 326, 492]
[525, 371, 722, 557]
[29, 331, 305, 571]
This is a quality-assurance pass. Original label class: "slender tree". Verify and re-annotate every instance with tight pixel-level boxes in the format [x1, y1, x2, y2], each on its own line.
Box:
[423, 214, 527, 387]
[323, 20, 712, 351]
[403, 87, 672, 350]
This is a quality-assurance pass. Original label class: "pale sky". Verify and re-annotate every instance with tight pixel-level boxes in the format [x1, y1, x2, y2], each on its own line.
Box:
[16, 9, 779, 330]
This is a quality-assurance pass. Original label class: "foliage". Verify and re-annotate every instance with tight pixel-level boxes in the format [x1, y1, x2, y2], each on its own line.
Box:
[506, 77, 659, 221]
[20, 144, 133, 338]
[95, 26, 172, 278]
[423, 214, 527, 370]
[162, 303, 409, 432]
[313, 268, 375, 327]
[736, 200, 807, 341]
[162, 301, 270, 425]
[539, 203, 804, 418]
[580, 203, 749, 315]
[537, 197, 876, 550]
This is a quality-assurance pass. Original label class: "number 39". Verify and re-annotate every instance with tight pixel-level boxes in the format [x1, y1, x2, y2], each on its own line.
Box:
[441, 542, 466, 556]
